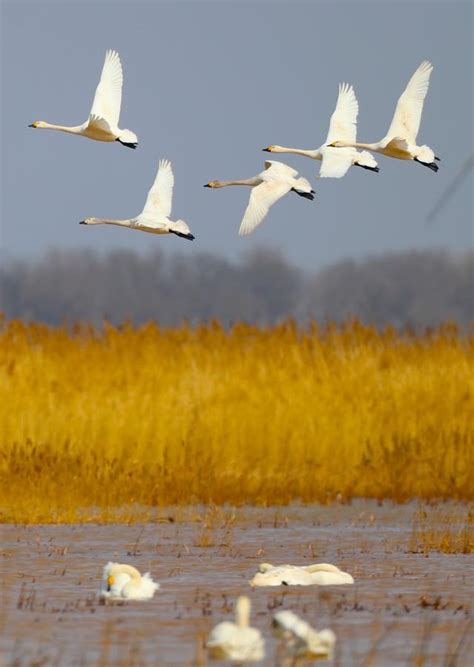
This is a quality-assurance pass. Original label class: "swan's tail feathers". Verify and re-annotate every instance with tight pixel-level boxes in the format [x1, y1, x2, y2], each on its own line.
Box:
[291, 188, 315, 201]
[355, 151, 379, 172]
[169, 219, 195, 241]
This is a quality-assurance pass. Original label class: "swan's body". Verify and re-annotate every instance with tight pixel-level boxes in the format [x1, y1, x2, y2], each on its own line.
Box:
[206, 596, 265, 661]
[29, 50, 138, 148]
[204, 160, 314, 235]
[264, 83, 378, 178]
[80, 159, 195, 240]
[250, 562, 354, 587]
[328, 61, 439, 171]
[100, 562, 159, 600]
[273, 610, 336, 658]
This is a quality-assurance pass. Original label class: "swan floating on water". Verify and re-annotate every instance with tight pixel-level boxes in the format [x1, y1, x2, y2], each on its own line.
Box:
[80, 159, 195, 240]
[29, 50, 138, 148]
[100, 562, 159, 600]
[250, 562, 354, 586]
[328, 61, 439, 172]
[273, 609, 336, 658]
[206, 595, 265, 661]
[204, 160, 314, 236]
[264, 82, 379, 178]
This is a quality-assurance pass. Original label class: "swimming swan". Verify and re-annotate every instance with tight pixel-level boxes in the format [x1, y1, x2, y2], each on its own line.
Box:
[80, 159, 195, 240]
[328, 61, 439, 172]
[264, 83, 379, 178]
[100, 562, 159, 600]
[250, 562, 354, 586]
[206, 595, 265, 661]
[29, 50, 138, 149]
[204, 160, 314, 235]
[273, 610, 336, 658]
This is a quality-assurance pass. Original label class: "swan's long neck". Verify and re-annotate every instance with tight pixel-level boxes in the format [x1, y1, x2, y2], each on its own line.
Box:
[270, 146, 320, 160]
[235, 596, 250, 629]
[336, 140, 379, 151]
[90, 218, 134, 228]
[216, 178, 260, 187]
[37, 122, 85, 135]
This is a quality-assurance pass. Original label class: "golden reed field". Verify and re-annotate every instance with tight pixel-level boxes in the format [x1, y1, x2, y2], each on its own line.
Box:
[0, 317, 473, 523]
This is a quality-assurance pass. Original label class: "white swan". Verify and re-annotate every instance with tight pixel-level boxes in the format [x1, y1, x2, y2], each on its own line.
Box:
[328, 61, 439, 171]
[250, 562, 354, 587]
[263, 83, 379, 178]
[29, 50, 138, 149]
[204, 160, 314, 235]
[80, 159, 195, 240]
[206, 596, 265, 661]
[273, 610, 336, 658]
[100, 562, 159, 600]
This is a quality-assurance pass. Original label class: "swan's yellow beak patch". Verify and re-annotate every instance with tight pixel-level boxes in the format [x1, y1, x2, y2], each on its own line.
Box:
[31, 121, 40, 128]
[107, 575, 115, 587]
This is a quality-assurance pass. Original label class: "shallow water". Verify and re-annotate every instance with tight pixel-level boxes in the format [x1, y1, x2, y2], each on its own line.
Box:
[1, 502, 472, 666]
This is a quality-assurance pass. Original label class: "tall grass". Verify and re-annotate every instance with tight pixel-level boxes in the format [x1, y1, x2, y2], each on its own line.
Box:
[0, 318, 472, 522]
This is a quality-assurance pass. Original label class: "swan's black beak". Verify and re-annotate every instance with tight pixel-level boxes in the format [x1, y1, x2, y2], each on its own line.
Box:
[262, 147, 271, 152]
[79, 221, 86, 225]
[203, 184, 211, 187]
[28, 123, 36, 128]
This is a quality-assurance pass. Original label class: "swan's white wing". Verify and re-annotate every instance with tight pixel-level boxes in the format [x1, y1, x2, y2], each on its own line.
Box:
[89, 50, 123, 128]
[263, 160, 299, 179]
[319, 147, 353, 178]
[325, 83, 358, 144]
[239, 181, 291, 236]
[140, 159, 174, 220]
[385, 60, 433, 143]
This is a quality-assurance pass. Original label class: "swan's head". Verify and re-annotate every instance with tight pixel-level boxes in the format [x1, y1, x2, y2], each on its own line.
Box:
[204, 181, 223, 188]
[327, 141, 344, 148]
[28, 121, 46, 128]
[258, 563, 274, 573]
[262, 145, 275, 152]
[79, 217, 101, 225]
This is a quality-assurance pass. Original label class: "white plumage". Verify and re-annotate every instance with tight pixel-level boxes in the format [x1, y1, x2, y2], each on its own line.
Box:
[264, 82, 379, 178]
[273, 610, 336, 658]
[250, 562, 354, 587]
[206, 596, 265, 661]
[328, 61, 439, 171]
[29, 50, 138, 148]
[80, 159, 195, 240]
[204, 160, 314, 236]
[100, 562, 159, 600]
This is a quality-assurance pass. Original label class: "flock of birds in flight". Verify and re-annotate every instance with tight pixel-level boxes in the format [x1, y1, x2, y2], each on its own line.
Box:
[101, 560, 354, 661]
[29, 50, 439, 239]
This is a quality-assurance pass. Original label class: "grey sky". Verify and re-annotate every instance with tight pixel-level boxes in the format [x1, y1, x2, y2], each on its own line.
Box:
[1, 0, 473, 271]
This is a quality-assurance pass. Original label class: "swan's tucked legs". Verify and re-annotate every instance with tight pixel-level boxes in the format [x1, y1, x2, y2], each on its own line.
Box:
[414, 157, 439, 172]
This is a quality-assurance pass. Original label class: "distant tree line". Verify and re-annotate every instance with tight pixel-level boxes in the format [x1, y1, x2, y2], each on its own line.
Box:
[1, 248, 472, 328]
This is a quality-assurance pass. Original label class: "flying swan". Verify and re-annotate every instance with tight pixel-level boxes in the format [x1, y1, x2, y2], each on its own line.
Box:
[204, 160, 314, 235]
[273, 610, 336, 659]
[250, 562, 354, 586]
[328, 61, 439, 171]
[29, 50, 138, 148]
[100, 562, 159, 600]
[206, 595, 265, 661]
[263, 83, 379, 178]
[80, 159, 195, 240]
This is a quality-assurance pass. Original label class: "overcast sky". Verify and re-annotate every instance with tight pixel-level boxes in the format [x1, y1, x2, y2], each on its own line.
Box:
[1, 0, 473, 270]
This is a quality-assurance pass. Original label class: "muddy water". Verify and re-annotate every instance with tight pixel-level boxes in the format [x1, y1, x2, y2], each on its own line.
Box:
[1, 502, 472, 666]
